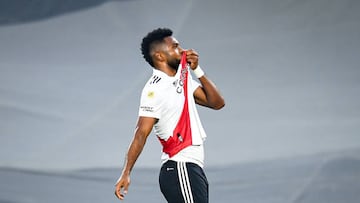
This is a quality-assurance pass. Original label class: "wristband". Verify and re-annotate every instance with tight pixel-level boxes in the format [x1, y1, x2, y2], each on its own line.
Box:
[193, 66, 205, 78]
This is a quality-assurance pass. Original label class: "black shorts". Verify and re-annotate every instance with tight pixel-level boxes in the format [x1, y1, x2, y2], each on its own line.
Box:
[159, 160, 209, 203]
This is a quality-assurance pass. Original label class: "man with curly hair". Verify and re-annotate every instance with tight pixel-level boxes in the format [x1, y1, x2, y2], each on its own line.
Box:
[115, 28, 225, 203]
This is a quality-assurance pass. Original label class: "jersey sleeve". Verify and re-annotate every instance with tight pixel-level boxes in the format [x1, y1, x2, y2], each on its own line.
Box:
[138, 86, 162, 119]
[190, 78, 201, 93]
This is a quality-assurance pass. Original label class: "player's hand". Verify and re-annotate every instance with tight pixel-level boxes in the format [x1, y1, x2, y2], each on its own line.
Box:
[185, 49, 199, 70]
[114, 174, 131, 200]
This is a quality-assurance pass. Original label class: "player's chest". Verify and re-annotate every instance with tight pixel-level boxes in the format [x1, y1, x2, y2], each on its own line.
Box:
[163, 81, 185, 110]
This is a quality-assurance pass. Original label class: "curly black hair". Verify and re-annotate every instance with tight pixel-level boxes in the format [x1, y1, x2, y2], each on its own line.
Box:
[141, 28, 173, 67]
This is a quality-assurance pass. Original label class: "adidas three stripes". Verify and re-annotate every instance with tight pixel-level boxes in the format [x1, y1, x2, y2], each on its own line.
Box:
[159, 160, 209, 203]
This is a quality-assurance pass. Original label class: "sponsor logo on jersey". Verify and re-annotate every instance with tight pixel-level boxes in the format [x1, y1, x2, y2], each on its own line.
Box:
[175, 66, 188, 94]
[140, 106, 154, 112]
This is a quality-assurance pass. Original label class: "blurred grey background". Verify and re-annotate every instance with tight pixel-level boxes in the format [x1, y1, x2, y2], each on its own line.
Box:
[1, 0, 359, 170]
[1, 0, 360, 202]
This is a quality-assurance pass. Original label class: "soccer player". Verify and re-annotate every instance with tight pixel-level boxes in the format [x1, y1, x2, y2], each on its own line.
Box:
[115, 28, 225, 203]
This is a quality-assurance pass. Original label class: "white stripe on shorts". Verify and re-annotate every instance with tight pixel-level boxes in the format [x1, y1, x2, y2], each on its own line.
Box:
[177, 162, 194, 203]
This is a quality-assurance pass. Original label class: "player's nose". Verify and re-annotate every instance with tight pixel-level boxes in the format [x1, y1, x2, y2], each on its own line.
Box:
[180, 47, 187, 54]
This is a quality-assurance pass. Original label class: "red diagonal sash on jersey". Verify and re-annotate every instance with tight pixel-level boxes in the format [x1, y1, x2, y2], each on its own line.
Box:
[160, 52, 193, 157]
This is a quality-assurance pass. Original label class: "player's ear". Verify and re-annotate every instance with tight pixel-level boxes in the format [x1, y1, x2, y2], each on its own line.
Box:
[154, 52, 165, 62]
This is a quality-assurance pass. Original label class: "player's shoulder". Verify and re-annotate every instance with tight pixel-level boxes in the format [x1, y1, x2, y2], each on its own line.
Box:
[148, 74, 163, 86]
[141, 73, 164, 96]
[143, 71, 169, 89]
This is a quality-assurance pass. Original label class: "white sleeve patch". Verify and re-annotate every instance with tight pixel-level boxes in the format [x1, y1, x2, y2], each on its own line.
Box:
[138, 88, 161, 119]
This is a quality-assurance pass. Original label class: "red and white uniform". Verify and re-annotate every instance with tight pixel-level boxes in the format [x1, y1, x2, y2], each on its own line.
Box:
[138, 55, 206, 167]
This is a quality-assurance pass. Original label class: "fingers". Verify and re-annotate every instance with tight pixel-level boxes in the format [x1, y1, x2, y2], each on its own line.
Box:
[186, 49, 199, 60]
[114, 190, 124, 200]
[114, 183, 124, 200]
[185, 49, 199, 69]
[114, 179, 130, 200]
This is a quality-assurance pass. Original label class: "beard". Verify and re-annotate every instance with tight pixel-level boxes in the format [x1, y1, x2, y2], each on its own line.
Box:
[167, 58, 181, 71]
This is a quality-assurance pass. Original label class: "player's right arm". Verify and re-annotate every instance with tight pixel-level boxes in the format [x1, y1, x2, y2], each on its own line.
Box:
[114, 116, 157, 200]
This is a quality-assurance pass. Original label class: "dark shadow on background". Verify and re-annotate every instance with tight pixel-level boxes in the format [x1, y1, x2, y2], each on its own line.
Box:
[0, 0, 135, 26]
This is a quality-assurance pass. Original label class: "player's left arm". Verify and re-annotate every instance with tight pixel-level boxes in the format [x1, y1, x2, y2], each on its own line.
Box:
[185, 49, 225, 110]
[193, 76, 225, 110]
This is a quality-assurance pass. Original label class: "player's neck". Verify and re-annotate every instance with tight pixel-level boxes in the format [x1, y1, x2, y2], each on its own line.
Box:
[155, 66, 177, 77]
